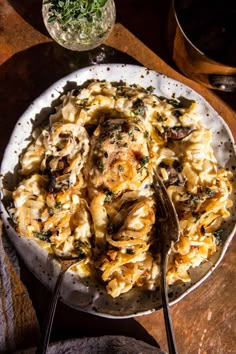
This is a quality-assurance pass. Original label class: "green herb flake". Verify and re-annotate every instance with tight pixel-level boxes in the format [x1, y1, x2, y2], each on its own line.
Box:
[145, 86, 155, 93]
[77, 98, 89, 109]
[214, 228, 224, 245]
[157, 112, 167, 122]
[98, 160, 105, 173]
[118, 165, 124, 172]
[45, 0, 110, 31]
[128, 129, 135, 141]
[144, 131, 150, 140]
[33, 231, 52, 242]
[205, 187, 215, 197]
[48, 208, 54, 216]
[132, 98, 145, 117]
[55, 202, 62, 210]
[126, 248, 135, 255]
[140, 156, 149, 167]
[104, 190, 115, 203]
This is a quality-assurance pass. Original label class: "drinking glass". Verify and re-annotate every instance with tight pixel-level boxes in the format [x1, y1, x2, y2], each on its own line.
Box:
[42, 0, 116, 51]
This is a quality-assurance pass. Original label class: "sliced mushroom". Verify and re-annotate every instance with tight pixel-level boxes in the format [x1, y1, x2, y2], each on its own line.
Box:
[161, 126, 193, 141]
[159, 161, 185, 187]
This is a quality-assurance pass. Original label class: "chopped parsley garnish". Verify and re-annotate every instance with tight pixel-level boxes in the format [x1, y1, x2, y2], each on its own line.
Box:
[128, 129, 135, 141]
[44, 0, 109, 29]
[126, 248, 135, 255]
[55, 201, 62, 209]
[74, 240, 89, 260]
[132, 98, 145, 117]
[98, 160, 105, 173]
[33, 231, 52, 242]
[193, 214, 201, 223]
[140, 156, 149, 167]
[48, 208, 54, 216]
[214, 228, 224, 238]
[205, 187, 215, 197]
[77, 98, 89, 109]
[118, 165, 124, 172]
[104, 190, 115, 203]
[157, 112, 168, 122]
[214, 228, 224, 245]
[145, 86, 155, 93]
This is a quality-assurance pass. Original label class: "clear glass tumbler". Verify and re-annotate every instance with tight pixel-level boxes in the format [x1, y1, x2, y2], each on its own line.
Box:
[42, 0, 116, 51]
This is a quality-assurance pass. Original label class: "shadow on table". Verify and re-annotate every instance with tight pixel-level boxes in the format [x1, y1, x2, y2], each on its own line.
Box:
[8, 0, 172, 64]
[19, 258, 159, 349]
[8, 0, 48, 36]
[0, 41, 139, 162]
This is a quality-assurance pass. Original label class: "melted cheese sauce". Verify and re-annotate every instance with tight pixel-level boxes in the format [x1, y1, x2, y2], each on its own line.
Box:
[11, 80, 233, 298]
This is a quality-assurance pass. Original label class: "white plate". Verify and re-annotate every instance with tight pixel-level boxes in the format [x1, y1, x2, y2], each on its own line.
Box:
[1, 64, 236, 318]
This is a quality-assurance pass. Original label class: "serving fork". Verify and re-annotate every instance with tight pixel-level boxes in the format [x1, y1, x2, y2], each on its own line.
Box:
[36, 173, 179, 354]
[36, 257, 80, 354]
[153, 171, 180, 354]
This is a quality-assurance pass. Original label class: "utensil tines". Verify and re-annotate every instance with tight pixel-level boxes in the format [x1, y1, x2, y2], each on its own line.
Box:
[153, 171, 180, 354]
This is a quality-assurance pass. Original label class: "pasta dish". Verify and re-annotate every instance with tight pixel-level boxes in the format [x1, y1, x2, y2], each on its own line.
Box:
[10, 79, 233, 298]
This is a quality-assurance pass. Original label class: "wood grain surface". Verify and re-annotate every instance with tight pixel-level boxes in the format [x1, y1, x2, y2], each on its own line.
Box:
[0, 1, 236, 353]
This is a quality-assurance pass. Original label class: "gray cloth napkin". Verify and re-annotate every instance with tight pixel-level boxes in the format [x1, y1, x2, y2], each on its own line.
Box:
[17, 335, 165, 354]
[0, 220, 39, 353]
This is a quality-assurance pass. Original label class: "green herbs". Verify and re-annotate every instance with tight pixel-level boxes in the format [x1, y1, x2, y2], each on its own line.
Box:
[74, 240, 90, 260]
[77, 98, 89, 109]
[144, 131, 150, 140]
[97, 160, 105, 173]
[214, 228, 224, 245]
[33, 231, 52, 242]
[138, 155, 149, 173]
[205, 187, 215, 197]
[44, 0, 109, 29]
[156, 112, 167, 122]
[126, 248, 135, 255]
[118, 165, 124, 172]
[132, 98, 145, 117]
[48, 201, 62, 216]
[139, 156, 149, 167]
[104, 190, 115, 203]
[103, 151, 108, 158]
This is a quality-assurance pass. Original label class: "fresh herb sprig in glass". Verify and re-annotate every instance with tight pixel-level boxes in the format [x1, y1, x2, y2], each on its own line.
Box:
[44, 0, 109, 29]
[42, 0, 116, 50]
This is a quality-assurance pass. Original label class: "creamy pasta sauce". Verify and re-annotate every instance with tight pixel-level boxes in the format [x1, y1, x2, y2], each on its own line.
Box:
[11, 80, 233, 298]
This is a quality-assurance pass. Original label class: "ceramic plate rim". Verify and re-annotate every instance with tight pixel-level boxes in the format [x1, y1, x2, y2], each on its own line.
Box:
[1, 63, 236, 318]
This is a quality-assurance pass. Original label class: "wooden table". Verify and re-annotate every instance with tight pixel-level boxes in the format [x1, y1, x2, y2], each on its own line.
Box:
[1, 1, 236, 353]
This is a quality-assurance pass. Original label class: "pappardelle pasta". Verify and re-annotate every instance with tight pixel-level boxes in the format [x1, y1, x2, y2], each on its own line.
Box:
[11, 80, 233, 298]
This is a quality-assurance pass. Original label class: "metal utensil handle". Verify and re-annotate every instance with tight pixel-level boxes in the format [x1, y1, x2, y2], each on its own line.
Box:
[36, 269, 66, 354]
[161, 254, 178, 354]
